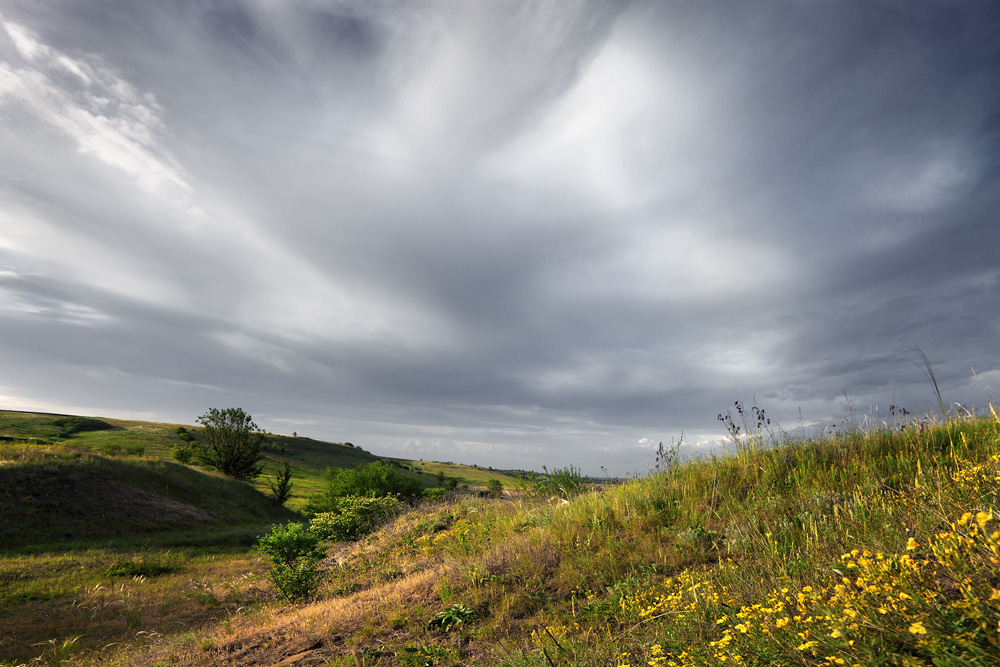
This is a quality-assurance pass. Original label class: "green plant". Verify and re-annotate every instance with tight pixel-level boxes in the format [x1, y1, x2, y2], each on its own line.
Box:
[534, 465, 586, 499]
[423, 487, 449, 502]
[196, 407, 267, 480]
[486, 478, 503, 497]
[171, 444, 194, 463]
[428, 603, 474, 632]
[400, 645, 453, 666]
[256, 522, 325, 601]
[269, 462, 294, 505]
[309, 495, 404, 541]
[306, 461, 423, 513]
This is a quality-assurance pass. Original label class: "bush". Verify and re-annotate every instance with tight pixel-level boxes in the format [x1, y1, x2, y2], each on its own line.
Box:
[486, 478, 503, 497]
[306, 461, 423, 513]
[171, 444, 194, 463]
[423, 487, 449, 502]
[309, 496, 405, 541]
[196, 407, 267, 480]
[256, 522, 325, 601]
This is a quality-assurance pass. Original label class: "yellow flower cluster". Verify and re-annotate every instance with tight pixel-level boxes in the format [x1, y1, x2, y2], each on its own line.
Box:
[706, 510, 1000, 665]
[617, 565, 734, 623]
[951, 453, 1000, 502]
[410, 518, 475, 555]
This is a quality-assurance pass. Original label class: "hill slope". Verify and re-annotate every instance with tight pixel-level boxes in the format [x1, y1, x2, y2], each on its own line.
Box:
[120, 412, 1000, 667]
[0, 445, 300, 552]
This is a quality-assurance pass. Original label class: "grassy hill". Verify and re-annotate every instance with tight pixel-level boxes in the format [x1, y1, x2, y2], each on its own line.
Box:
[130, 410, 1000, 667]
[6, 407, 1000, 666]
[0, 410, 418, 510]
[0, 408, 475, 665]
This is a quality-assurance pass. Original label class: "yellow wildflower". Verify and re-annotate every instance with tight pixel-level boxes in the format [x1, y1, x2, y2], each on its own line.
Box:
[908, 621, 927, 635]
[906, 537, 919, 550]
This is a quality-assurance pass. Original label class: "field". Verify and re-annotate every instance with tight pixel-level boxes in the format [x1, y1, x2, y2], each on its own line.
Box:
[3, 406, 1000, 666]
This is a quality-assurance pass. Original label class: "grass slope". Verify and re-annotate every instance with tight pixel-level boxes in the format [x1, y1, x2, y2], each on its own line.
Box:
[116, 410, 1000, 667]
[0, 446, 299, 552]
[1, 410, 405, 510]
[0, 409, 518, 665]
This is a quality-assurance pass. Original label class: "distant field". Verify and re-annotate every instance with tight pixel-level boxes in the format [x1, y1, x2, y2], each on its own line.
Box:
[388, 458, 523, 488]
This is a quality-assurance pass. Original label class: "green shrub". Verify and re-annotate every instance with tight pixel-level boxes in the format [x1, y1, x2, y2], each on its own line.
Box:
[256, 522, 325, 601]
[423, 487, 449, 502]
[171, 444, 194, 463]
[309, 495, 405, 541]
[486, 478, 503, 497]
[306, 461, 423, 513]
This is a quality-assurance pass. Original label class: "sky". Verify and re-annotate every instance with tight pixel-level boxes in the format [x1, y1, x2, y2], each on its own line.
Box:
[1, 1, 998, 476]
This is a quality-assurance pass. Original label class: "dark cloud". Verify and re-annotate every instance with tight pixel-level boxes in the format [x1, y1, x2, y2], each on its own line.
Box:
[1, 1, 998, 474]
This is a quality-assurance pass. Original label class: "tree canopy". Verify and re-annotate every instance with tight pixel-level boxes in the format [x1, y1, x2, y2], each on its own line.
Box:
[196, 407, 267, 481]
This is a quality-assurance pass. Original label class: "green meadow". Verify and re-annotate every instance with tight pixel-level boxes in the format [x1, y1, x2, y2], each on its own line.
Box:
[2, 406, 1000, 666]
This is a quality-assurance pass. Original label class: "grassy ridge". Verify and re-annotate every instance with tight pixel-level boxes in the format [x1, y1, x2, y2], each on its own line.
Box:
[120, 410, 1000, 667]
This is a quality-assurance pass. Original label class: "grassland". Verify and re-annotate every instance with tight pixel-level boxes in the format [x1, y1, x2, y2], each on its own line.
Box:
[4, 406, 1000, 666]
[386, 458, 523, 488]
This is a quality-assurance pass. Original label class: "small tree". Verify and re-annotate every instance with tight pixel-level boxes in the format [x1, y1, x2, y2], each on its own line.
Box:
[270, 462, 294, 505]
[196, 407, 266, 480]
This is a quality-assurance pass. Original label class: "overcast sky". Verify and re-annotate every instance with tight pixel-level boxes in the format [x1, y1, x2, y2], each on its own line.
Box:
[1, 1, 998, 475]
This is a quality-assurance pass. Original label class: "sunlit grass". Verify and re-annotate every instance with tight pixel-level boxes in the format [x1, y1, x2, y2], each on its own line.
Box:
[5, 407, 1000, 666]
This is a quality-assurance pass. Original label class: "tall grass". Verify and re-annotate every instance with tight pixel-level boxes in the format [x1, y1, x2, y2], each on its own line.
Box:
[8, 407, 1000, 667]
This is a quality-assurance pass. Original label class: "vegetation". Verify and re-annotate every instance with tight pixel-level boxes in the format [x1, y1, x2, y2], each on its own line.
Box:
[5, 402, 1000, 667]
[255, 522, 325, 601]
[309, 496, 405, 541]
[306, 460, 425, 513]
[268, 461, 294, 505]
[195, 407, 268, 480]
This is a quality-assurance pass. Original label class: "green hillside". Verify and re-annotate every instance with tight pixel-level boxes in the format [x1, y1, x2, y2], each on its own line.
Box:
[0, 448, 299, 552]
[0, 410, 398, 511]
[124, 410, 1000, 667]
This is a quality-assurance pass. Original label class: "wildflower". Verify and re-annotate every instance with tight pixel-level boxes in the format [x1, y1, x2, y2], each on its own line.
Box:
[906, 537, 919, 550]
[977, 511, 993, 530]
[908, 621, 927, 635]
